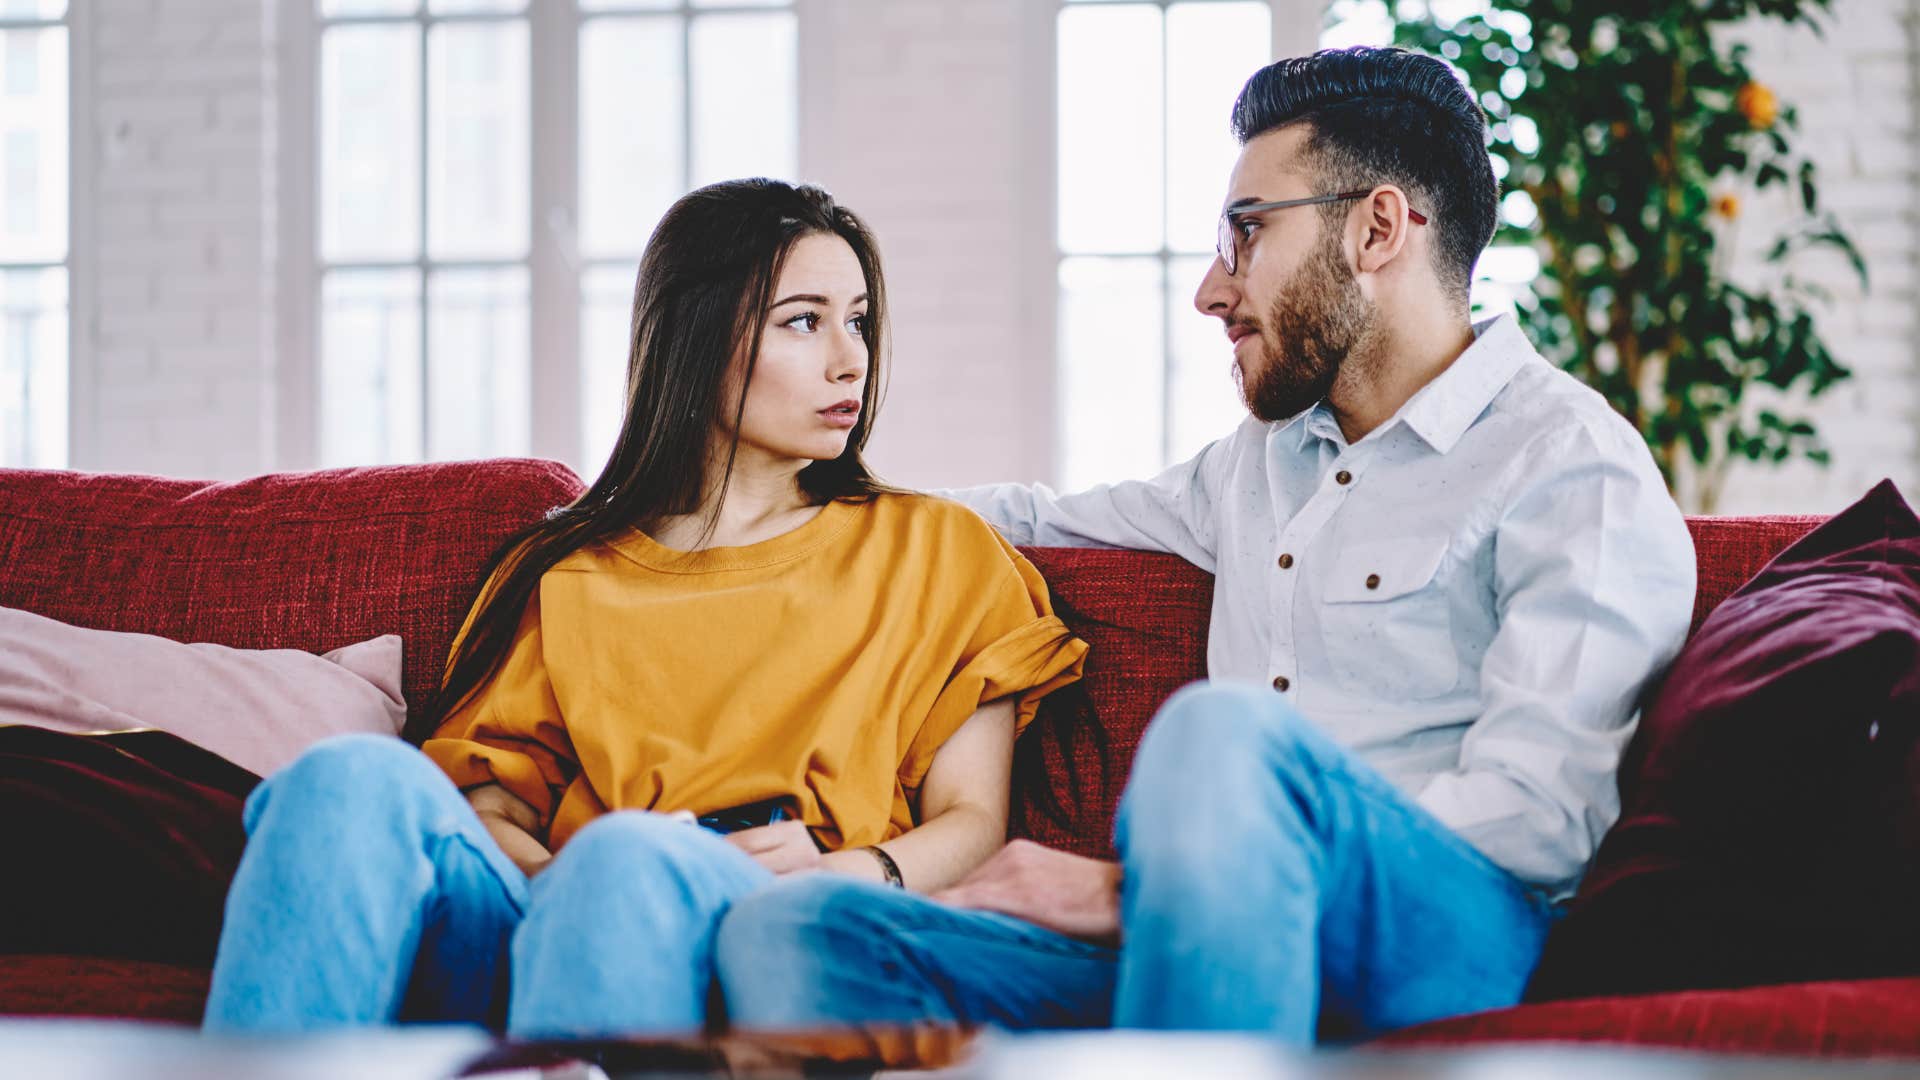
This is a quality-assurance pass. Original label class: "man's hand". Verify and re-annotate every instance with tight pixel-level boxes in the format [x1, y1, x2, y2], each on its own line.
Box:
[933, 839, 1122, 947]
[726, 819, 823, 875]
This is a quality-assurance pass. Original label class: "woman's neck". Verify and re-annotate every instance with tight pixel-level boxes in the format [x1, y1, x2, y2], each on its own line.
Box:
[649, 442, 819, 552]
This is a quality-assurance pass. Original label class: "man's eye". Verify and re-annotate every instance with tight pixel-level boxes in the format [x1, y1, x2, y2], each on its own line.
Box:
[1236, 218, 1260, 239]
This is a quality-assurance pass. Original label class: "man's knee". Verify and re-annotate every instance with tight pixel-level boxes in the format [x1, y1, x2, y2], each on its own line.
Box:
[1122, 682, 1319, 813]
[1116, 683, 1333, 868]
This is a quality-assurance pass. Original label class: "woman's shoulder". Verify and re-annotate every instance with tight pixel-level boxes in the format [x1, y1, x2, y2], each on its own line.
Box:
[858, 491, 1024, 566]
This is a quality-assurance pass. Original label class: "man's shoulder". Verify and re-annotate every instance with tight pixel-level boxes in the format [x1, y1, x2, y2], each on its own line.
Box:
[1492, 358, 1651, 463]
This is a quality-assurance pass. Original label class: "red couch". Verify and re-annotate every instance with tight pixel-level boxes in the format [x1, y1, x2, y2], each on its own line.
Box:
[2, 459, 1914, 1057]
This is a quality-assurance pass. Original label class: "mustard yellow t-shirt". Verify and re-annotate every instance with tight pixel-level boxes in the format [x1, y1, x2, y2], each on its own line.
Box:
[423, 493, 1087, 852]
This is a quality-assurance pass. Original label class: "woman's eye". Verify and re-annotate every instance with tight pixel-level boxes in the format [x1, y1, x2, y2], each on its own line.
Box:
[784, 312, 820, 332]
[847, 314, 868, 337]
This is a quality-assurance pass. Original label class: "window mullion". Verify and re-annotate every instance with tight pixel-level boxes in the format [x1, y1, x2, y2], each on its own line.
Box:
[528, 0, 581, 468]
[417, 17, 431, 461]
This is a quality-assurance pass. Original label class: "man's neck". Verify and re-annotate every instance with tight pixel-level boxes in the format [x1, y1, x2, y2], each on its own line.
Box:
[1326, 311, 1478, 446]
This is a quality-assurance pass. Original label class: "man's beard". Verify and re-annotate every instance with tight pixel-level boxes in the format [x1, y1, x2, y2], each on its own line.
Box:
[1233, 226, 1376, 424]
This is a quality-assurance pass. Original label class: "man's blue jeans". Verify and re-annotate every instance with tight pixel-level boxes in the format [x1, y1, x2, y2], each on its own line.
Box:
[203, 734, 772, 1036]
[716, 682, 1558, 1042]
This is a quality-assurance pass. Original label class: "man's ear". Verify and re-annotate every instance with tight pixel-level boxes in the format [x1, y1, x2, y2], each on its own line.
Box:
[1353, 185, 1416, 275]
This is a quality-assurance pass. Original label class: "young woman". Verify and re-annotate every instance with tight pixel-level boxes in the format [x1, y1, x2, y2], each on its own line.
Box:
[203, 179, 1086, 1037]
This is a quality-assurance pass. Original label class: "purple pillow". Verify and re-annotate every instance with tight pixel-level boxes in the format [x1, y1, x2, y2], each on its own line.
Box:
[1527, 479, 1920, 1000]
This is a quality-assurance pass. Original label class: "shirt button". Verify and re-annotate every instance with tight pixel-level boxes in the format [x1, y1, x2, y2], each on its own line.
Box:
[1365, 573, 1381, 590]
[1277, 553, 1294, 569]
[1272, 676, 1290, 692]
[1335, 470, 1353, 485]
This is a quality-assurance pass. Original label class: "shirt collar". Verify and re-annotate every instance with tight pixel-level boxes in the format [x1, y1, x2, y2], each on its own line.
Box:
[1393, 314, 1537, 455]
[1266, 314, 1538, 455]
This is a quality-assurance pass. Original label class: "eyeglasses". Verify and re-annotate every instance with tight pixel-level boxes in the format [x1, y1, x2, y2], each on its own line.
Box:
[1216, 189, 1430, 276]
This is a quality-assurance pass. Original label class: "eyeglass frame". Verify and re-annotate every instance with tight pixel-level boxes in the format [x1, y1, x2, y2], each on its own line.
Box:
[1216, 189, 1430, 276]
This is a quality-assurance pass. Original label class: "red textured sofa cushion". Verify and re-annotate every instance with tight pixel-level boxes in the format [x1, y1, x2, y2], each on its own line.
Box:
[1379, 978, 1920, 1057]
[1010, 549, 1212, 857]
[0, 462, 585, 739]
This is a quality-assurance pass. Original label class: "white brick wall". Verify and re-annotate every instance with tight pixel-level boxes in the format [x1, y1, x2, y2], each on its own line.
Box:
[76, 0, 275, 480]
[1709, 0, 1920, 514]
[65, 0, 1919, 514]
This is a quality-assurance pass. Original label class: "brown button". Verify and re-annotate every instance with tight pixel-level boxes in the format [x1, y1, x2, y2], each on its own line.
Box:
[1365, 573, 1381, 590]
[1335, 470, 1353, 485]
[1277, 553, 1294, 569]
[1272, 676, 1290, 692]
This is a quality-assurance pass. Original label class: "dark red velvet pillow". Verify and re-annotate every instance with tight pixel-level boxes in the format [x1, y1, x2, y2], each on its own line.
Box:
[1527, 479, 1920, 1000]
[0, 727, 258, 965]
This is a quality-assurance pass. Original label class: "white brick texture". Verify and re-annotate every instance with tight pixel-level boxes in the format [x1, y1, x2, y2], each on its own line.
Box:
[1710, 0, 1920, 514]
[78, 0, 275, 480]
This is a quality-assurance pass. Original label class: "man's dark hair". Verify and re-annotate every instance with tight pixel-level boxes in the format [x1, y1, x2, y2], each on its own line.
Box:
[1231, 46, 1497, 305]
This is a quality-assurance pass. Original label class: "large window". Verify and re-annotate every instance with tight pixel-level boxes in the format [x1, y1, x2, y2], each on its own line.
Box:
[1055, 0, 1540, 489]
[0, 0, 68, 469]
[309, 0, 795, 473]
[1056, 0, 1273, 491]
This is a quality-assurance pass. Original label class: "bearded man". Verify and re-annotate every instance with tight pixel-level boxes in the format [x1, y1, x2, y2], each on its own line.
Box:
[712, 45, 1698, 1042]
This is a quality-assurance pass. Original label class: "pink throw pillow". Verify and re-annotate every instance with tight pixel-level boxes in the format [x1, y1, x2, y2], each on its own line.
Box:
[0, 606, 406, 778]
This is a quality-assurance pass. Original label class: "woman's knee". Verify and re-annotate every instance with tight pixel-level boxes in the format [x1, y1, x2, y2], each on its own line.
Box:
[251, 734, 446, 825]
[536, 812, 745, 907]
[715, 876, 871, 971]
[714, 876, 905, 1025]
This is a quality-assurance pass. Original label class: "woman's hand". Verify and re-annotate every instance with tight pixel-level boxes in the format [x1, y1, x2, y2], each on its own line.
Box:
[725, 819, 822, 875]
[465, 783, 554, 878]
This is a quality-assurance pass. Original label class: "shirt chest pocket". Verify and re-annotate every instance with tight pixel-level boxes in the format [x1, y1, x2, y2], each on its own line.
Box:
[1315, 536, 1459, 701]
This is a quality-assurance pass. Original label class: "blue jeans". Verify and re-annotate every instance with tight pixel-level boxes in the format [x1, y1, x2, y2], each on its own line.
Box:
[716, 682, 1557, 1042]
[203, 734, 772, 1036]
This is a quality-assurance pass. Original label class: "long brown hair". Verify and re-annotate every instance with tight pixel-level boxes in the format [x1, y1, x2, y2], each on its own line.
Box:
[417, 179, 892, 742]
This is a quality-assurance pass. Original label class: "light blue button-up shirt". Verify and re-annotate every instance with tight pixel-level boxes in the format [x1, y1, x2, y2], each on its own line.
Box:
[947, 315, 1696, 897]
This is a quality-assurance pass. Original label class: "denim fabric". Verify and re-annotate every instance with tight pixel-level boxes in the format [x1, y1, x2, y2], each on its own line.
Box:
[717, 682, 1556, 1042]
[204, 734, 770, 1037]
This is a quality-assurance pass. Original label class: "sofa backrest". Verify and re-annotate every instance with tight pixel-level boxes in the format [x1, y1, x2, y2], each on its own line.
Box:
[1009, 514, 1829, 855]
[0, 460, 1830, 854]
[0, 462, 585, 736]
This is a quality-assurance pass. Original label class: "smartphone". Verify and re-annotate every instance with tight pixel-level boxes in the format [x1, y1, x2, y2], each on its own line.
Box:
[695, 796, 791, 835]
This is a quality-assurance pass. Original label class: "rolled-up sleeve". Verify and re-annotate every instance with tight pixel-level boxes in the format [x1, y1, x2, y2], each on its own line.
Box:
[1415, 418, 1696, 896]
[421, 583, 579, 832]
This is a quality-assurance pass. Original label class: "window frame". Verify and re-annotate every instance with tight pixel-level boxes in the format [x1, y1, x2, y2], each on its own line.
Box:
[1049, 0, 1312, 486]
[0, 0, 87, 470]
[276, 0, 796, 474]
